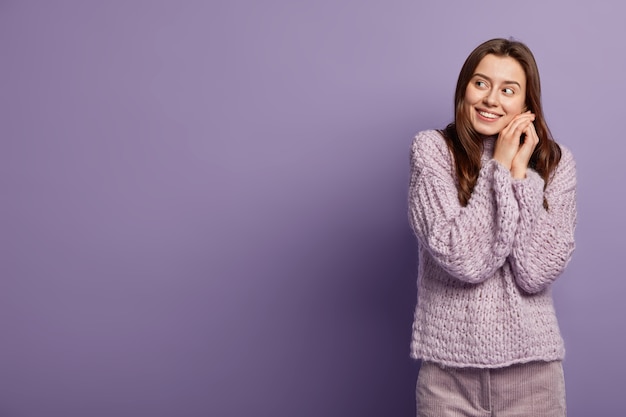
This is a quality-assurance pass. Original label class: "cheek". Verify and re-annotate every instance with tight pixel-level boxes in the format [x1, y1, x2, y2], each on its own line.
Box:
[464, 88, 480, 105]
[505, 98, 526, 115]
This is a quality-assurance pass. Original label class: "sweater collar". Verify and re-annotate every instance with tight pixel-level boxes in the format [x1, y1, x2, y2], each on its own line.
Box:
[481, 135, 497, 156]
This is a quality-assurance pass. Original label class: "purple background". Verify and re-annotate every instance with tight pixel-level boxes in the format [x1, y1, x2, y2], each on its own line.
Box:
[1, 1, 623, 416]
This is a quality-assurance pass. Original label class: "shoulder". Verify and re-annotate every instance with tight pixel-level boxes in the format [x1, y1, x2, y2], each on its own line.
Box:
[554, 142, 576, 177]
[547, 141, 576, 189]
[410, 129, 453, 173]
[411, 129, 447, 154]
[557, 143, 575, 167]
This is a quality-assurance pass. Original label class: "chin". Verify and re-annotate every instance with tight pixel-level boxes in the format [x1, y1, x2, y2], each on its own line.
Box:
[472, 123, 502, 137]
[477, 128, 500, 136]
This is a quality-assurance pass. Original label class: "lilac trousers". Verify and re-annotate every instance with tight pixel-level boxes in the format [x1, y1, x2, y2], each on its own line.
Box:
[416, 360, 566, 417]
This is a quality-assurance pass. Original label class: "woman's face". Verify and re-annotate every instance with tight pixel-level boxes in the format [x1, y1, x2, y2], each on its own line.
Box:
[463, 54, 527, 136]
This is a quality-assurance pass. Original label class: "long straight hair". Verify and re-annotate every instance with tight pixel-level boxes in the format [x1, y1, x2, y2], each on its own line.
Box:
[442, 38, 561, 209]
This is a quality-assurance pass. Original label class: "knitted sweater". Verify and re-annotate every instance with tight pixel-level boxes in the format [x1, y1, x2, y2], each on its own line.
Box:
[408, 129, 577, 368]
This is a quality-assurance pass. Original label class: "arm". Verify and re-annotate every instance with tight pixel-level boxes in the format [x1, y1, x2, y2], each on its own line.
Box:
[408, 131, 519, 283]
[508, 146, 577, 293]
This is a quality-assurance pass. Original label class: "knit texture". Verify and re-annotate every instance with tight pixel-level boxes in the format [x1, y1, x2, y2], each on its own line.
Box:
[408, 130, 577, 368]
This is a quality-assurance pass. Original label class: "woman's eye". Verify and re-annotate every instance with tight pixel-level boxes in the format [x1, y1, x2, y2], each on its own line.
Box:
[503, 87, 514, 95]
[476, 81, 487, 88]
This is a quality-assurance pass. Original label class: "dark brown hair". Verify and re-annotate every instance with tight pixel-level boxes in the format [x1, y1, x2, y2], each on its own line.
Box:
[442, 38, 561, 209]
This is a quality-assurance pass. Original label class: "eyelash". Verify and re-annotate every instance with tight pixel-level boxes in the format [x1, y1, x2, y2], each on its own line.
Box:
[475, 81, 515, 95]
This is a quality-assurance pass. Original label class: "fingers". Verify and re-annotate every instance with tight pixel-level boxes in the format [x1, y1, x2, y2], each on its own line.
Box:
[510, 122, 539, 178]
[522, 121, 539, 150]
[501, 111, 535, 143]
[493, 111, 535, 169]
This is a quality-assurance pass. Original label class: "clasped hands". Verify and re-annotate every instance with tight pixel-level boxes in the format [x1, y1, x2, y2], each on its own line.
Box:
[493, 111, 539, 180]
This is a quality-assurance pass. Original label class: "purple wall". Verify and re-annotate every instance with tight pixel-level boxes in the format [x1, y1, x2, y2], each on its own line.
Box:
[1, 1, 623, 416]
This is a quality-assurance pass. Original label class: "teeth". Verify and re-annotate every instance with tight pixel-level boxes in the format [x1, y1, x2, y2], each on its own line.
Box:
[479, 111, 499, 119]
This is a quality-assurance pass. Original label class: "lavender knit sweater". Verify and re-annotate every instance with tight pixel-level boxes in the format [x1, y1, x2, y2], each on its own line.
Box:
[408, 130, 577, 368]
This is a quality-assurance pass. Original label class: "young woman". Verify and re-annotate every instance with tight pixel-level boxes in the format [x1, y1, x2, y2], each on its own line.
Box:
[408, 38, 576, 416]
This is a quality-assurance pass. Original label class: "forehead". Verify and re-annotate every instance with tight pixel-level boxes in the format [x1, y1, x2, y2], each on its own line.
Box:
[474, 54, 526, 85]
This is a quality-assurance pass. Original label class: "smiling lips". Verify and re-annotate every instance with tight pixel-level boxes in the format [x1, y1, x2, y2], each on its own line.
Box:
[477, 109, 501, 120]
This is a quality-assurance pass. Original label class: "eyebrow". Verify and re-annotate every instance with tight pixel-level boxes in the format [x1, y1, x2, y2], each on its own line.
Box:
[473, 73, 521, 88]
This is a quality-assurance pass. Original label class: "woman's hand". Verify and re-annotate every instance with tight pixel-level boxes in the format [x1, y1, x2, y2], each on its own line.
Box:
[493, 111, 539, 179]
[510, 119, 539, 179]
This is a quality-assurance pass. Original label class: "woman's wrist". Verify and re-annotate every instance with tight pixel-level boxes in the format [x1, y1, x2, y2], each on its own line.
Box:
[511, 166, 527, 179]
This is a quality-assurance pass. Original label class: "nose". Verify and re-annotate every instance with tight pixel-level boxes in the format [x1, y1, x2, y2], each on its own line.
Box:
[483, 89, 498, 107]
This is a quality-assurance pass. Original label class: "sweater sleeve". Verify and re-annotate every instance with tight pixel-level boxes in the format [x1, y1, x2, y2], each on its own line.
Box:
[408, 131, 519, 284]
[508, 146, 577, 294]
